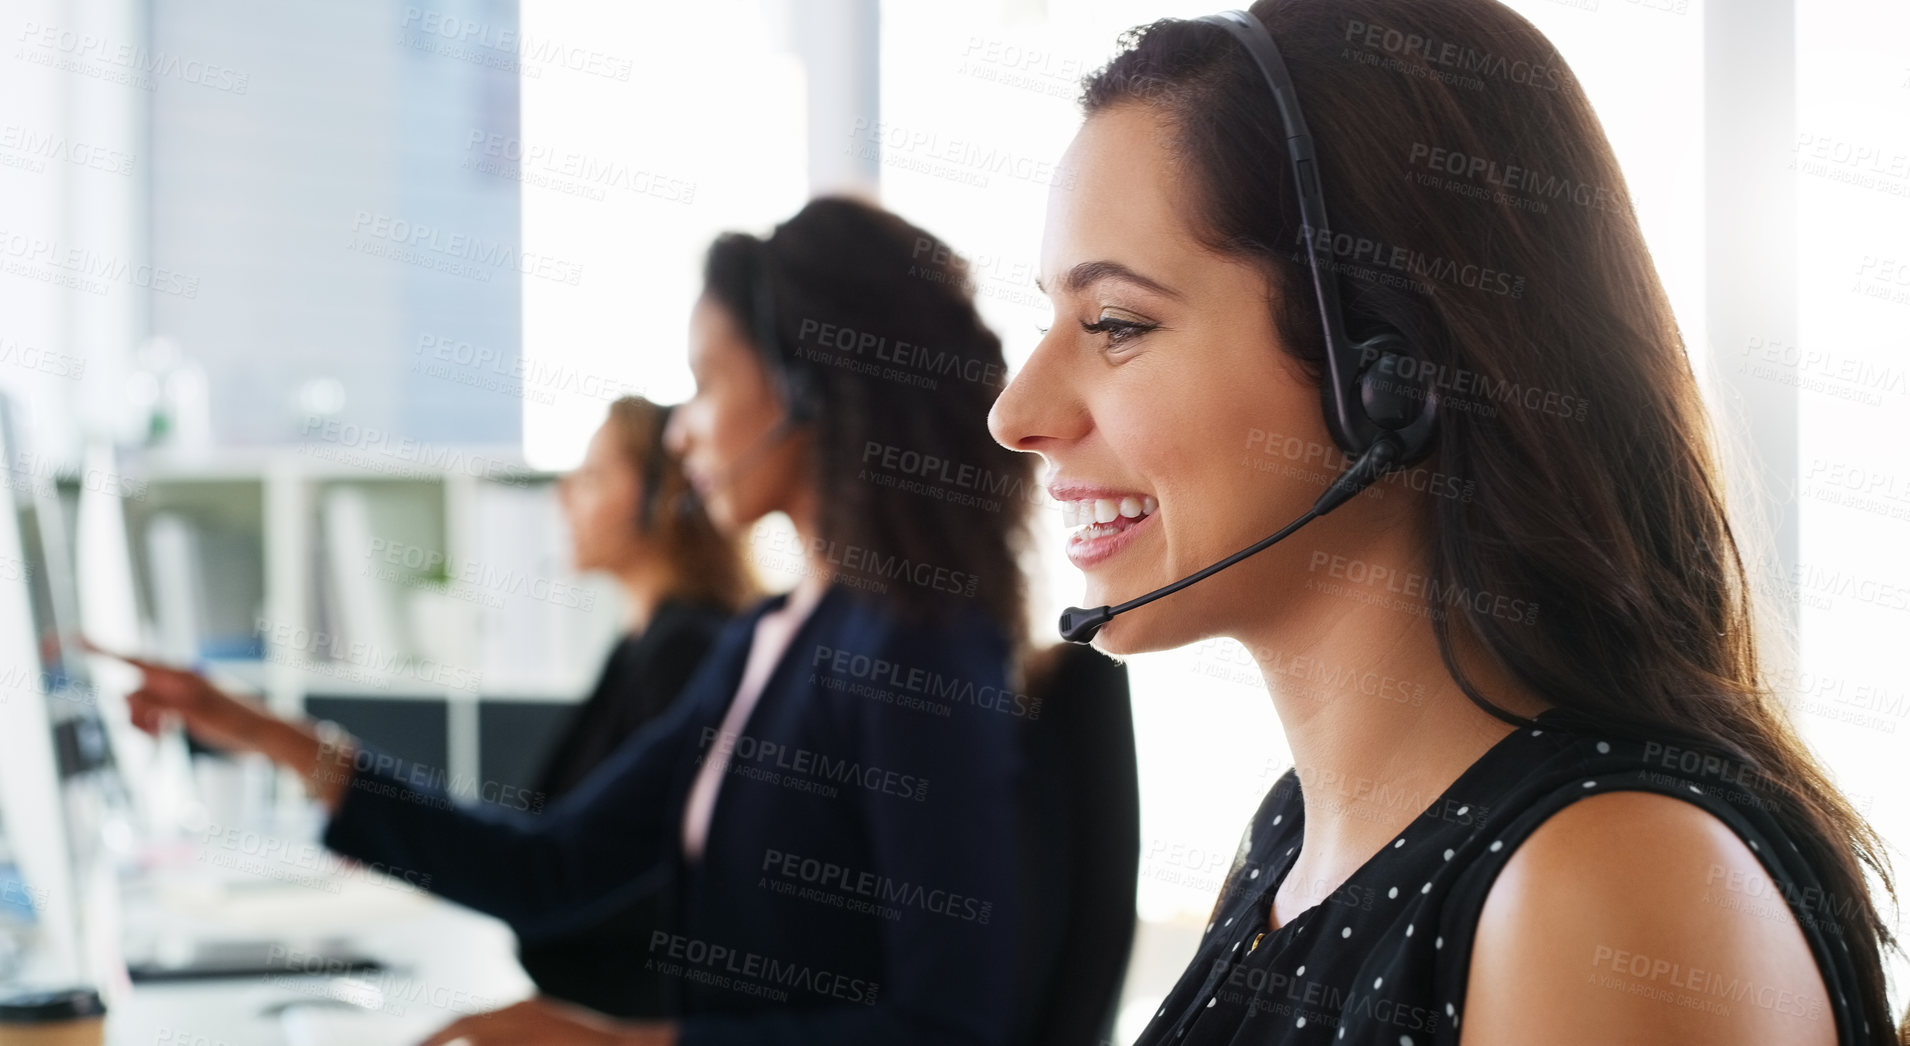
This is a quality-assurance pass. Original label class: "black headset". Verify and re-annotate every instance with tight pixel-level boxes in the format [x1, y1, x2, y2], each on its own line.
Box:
[637, 402, 675, 532]
[1058, 9, 1442, 643]
[1202, 8, 1439, 465]
[663, 235, 826, 523]
[747, 236, 822, 429]
[674, 236, 821, 514]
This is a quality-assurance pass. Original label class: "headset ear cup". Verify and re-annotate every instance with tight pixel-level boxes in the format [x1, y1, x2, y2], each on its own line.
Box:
[673, 483, 703, 524]
[785, 369, 821, 426]
[637, 404, 674, 534]
[642, 473, 673, 533]
[1353, 333, 1440, 464]
[1358, 358, 1425, 430]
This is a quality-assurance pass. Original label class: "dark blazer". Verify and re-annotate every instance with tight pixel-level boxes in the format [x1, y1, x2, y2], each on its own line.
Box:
[323, 584, 1025, 1045]
[533, 599, 732, 797]
[1010, 643, 1141, 1046]
[518, 598, 731, 1016]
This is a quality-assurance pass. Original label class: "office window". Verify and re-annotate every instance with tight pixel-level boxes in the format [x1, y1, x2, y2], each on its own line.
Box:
[1795, 0, 1910, 998]
[517, 1, 808, 469]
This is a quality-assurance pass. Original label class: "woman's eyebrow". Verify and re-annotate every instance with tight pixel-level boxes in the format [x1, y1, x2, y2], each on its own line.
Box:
[1034, 259, 1184, 301]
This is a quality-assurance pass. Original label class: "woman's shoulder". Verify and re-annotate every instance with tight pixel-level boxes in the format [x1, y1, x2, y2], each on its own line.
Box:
[824, 584, 1011, 661]
[1459, 789, 1838, 1044]
[644, 598, 735, 654]
[802, 587, 1027, 735]
[1441, 721, 1852, 1045]
[654, 597, 735, 633]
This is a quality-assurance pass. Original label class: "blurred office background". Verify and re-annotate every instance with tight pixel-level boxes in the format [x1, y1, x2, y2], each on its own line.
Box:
[1, 0, 1906, 1040]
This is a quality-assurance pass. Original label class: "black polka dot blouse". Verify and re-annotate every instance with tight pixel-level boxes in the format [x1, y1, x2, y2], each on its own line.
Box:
[1132, 707, 1876, 1045]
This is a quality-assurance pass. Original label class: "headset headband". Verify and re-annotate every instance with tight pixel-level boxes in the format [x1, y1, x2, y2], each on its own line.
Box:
[638, 402, 675, 531]
[1198, 10, 1434, 461]
[746, 237, 817, 424]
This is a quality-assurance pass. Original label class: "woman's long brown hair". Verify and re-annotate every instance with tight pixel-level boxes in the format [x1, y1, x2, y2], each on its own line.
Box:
[605, 395, 757, 613]
[701, 198, 1036, 646]
[1084, 1, 1902, 1039]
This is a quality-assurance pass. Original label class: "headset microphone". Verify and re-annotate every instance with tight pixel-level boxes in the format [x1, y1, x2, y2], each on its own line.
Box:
[674, 232, 821, 521]
[1059, 434, 1401, 643]
[672, 406, 809, 521]
[1058, 10, 1441, 644]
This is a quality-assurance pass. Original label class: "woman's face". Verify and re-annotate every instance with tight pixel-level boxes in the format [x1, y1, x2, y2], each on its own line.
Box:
[556, 418, 646, 574]
[990, 103, 1404, 654]
[666, 294, 809, 535]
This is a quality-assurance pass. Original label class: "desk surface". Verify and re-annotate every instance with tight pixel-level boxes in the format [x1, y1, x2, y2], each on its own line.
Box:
[110, 866, 533, 1046]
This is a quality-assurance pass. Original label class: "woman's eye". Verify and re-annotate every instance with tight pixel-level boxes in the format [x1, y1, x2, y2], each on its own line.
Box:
[1079, 310, 1157, 349]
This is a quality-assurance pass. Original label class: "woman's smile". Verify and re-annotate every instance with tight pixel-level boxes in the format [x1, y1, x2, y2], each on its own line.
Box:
[1051, 483, 1159, 569]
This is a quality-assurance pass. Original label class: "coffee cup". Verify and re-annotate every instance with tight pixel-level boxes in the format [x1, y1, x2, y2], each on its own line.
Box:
[0, 988, 106, 1046]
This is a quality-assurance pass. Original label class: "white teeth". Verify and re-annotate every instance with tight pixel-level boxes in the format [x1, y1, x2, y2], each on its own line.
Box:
[1057, 493, 1157, 540]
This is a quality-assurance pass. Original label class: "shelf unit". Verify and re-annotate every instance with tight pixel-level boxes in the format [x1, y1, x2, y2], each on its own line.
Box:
[116, 445, 625, 802]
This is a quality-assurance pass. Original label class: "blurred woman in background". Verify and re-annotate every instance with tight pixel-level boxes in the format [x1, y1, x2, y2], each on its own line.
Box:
[540, 394, 756, 800]
[522, 394, 756, 1015]
[113, 393, 755, 1016]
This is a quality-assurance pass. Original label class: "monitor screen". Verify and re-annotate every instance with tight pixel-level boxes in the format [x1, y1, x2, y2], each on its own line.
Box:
[0, 392, 83, 981]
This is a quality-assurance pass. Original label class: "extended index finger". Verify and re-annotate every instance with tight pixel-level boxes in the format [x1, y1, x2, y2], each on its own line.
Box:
[78, 635, 177, 674]
[416, 1017, 483, 1046]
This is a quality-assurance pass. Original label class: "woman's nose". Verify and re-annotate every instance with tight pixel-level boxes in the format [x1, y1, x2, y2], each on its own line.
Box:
[988, 334, 1089, 454]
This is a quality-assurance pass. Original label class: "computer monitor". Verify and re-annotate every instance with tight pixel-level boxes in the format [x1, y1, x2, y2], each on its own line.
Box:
[0, 404, 128, 811]
[75, 441, 195, 833]
[0, 393, 83, 983]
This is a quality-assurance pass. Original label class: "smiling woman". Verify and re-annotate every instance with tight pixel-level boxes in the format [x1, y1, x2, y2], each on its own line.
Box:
[988, 0, 1904, 1044]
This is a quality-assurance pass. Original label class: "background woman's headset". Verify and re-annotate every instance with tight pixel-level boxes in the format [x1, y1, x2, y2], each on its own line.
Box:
[638, 403, 675, 533]
[746, 236, 823, 432]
